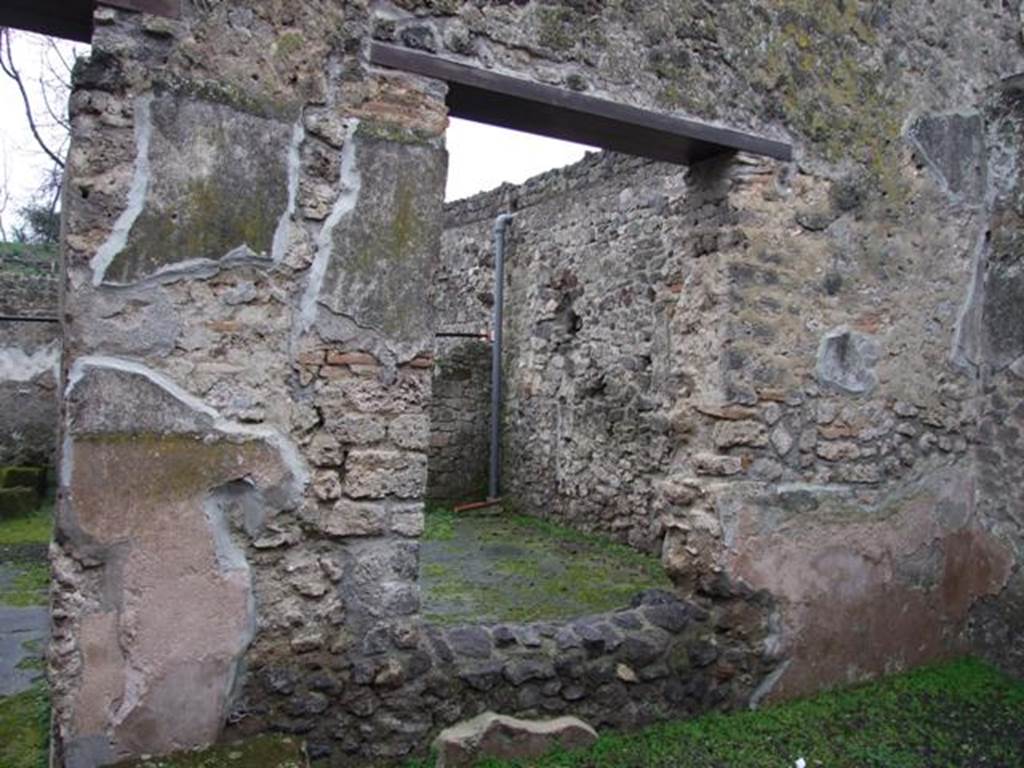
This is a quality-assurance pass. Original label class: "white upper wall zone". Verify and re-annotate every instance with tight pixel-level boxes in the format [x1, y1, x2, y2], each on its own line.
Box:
[444, 117, 597, 202]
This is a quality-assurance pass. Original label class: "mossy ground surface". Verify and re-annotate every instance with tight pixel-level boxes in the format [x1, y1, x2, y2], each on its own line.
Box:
[0, 500, 52, 606]
[403, 658, 1024, 768]
[114, 734, 306, 768]
[419, 506, 672, 625]
[0, 501, 53, 549]
[0, 683, 49, 768]
[0, 497, 52, 766]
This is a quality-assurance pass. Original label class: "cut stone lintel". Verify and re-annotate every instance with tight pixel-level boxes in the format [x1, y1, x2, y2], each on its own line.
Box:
[0, 0, 180, 43]
[368, 42, 793, 166]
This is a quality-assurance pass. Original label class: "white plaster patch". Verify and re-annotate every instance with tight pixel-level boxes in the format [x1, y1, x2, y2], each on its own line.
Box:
[0, 341, 60, 383]
[299, 119, 362, 333]
[63, 356, 310, 496]
[90, 94, 153, 287]
[748, 659, 791, 709]
[271, 121, 305, 264]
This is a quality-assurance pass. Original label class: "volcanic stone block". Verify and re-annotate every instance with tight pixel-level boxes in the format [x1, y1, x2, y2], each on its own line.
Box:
[907, 112, 985, 201]
[434, 712, 598, 768]
[816, 327, 881, 394]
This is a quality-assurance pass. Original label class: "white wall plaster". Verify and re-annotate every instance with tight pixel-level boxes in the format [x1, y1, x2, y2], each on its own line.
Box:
[90, 95, 153, 287]
[63, 355, 310, 495]
[0, 341, 60, 383]
[298, 119, 362, 333]
[272, 122, 305, 264]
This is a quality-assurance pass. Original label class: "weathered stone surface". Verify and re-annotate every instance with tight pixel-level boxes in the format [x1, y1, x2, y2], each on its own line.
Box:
[344, 450, 427, 500]
[907, 113, 985, 201]
[433, 712, 598, 768]
[0, 309, 59, 467]
[94, 94, 297, 285]
[315, 131, 446, 362]
[53, 0, 1024, 763]
[57, 359, 305, 762]
[428, 339, 490, 501]
[816, 328, 881, 395]
[319, 499, 388, 537]
[714, 420, 769, 449]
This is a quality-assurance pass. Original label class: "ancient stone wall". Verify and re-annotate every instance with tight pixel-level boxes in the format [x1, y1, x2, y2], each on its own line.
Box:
[0, 250, 60, 467]
[427, 338, 490, 502]
[55, 1, 1024, 766]
[437, 151, 721, 552]
[962, 82, 1024, 679]
[425, 0, 1024, 705]
[55, 4, 445, 765]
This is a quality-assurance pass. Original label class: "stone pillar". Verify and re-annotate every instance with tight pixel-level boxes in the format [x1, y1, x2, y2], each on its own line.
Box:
[52, 4, 446, 766]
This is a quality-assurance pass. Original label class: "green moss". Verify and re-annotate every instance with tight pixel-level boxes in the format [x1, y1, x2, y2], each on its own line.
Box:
[0, 561, 49, 607]
[0, 467, 46, 491]
[537, 6, 579, 52]
[751, 1, 910, 207]
[0, 683, 49, 768]
[0, 488, 40, 520]
[420, 509, 671, 624]
[423, 505, 456, 541]
[355, 119, 436, 146]
[0, 502, 52, 547]
[452, 658, 1024, 768]
[274, 32, 304, 59]
[152, 76, 297, 121]
[76, 434, 274, 500]
[114, 735, 304, 768]
[15, 639, 45, 672]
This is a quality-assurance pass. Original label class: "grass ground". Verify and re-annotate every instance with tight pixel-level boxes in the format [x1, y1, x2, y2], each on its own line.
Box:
[125, 658, 1024, 767]
[420, 506, 672, 624]
[0, 499, 52, 768]
[441, 657, 1024, 768]
[0, 501, 54, 548]
[0, 684, 50, 768]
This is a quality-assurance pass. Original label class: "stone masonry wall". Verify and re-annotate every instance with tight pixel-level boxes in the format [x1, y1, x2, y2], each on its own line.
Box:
[962, 81, 1024, 679]
[427, 338, 490, 502]
[0, 251, 60, 466]
[55, 4, 446, 766]
[426, 0, 1024, 705]
[438, 151, 721, 552]
[56, 1, 1024, 766]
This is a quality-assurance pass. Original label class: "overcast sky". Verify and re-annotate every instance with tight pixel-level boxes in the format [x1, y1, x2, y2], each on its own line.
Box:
[0, 30, 593, 235]
[0, 31, 83, 236]
[444, 117, 594, 201]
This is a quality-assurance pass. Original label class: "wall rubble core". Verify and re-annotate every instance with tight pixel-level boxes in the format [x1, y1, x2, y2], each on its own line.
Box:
[53, 0, 1024, 766]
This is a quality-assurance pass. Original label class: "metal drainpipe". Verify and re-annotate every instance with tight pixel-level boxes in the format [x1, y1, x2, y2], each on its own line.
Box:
[489, 212, 516, 501]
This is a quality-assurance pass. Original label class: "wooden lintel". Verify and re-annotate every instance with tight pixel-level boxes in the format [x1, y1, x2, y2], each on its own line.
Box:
[369, 41, 793, 165]
[100, 0, 181, 19]
[0, 0, 180, 43]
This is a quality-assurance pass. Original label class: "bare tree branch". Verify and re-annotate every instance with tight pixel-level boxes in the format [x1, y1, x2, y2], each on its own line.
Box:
[0, 28, 65, 169]
[44, 36, 75, 78]
[0, 144, 11, 242]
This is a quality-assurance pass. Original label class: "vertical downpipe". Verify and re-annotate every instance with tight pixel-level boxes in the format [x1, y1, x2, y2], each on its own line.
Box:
[489, 213, 515, 500]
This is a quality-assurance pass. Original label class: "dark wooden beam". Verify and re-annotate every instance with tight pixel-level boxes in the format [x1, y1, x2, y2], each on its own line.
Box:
[369, 42, 792, 165]
[0, 0, 180, 43]
[101, 0, 180, 19]
[1, 1, 94, 43]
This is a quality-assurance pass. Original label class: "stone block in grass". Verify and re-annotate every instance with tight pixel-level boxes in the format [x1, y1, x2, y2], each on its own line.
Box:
[0, 466, 46, 494]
